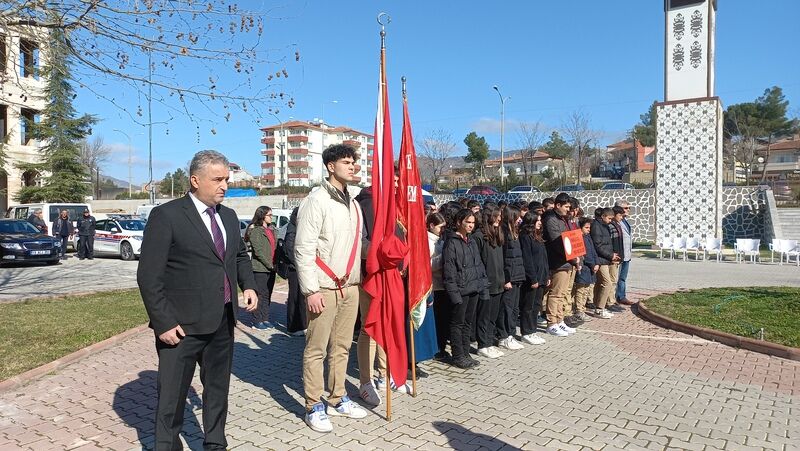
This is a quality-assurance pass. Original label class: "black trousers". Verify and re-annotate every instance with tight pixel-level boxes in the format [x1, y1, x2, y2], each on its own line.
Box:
[77, 235, 94, 258]
[286, 269, 307, 333]
[495, 284, 521, 339]
[448, 292, 479, 360]
[476, 292, 503, 349]
[58, 236, 69, 257]
[432, 290, 450, 353]
[154, 304, 234, 451]
[519, 284, 544, 336]
[253, 271, 276, 323]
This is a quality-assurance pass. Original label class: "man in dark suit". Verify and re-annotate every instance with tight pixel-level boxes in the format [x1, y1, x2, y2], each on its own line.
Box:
[137, 150, 258, 450]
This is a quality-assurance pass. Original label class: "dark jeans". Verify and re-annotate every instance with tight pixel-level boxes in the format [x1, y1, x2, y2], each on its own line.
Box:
[519, 284, 544, 336]
[155, 304, 234, 451]
[432, 290, 450, 353]
[616, 260, 630, 300]
[448, 292, 479, 360]
[286, 269, 307, 333]
[77, 234, 94, 258]
[476, 292, 503, 349]
[495, 284, 521, 339]
[253, 271, 276, 323]
[58, 236, 69, 257]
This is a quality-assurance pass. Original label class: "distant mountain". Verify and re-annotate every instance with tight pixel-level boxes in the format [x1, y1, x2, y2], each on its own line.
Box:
[100, 174, 138, 188]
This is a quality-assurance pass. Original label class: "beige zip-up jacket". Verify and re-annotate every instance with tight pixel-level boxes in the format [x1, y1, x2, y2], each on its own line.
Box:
[295, 178, 363, 296]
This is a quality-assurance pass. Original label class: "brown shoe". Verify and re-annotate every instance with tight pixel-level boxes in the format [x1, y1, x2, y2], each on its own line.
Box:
[618, 298, 636, 305]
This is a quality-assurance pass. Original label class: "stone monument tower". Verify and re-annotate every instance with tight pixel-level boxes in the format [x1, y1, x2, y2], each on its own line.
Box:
[655, 0, 723, 241]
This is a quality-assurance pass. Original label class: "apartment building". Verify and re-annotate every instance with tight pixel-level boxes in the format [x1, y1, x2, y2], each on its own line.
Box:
[260, 120, 374, 187]
[0, 24, 48, 213]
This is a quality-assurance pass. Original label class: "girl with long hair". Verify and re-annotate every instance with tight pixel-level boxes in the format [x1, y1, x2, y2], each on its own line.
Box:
[442, 209, 489, 369]
[498, 206, 537, 349]
[472, 206, 506, 359]
[518, 212, 550, 343]
[246, 205, 277, 330]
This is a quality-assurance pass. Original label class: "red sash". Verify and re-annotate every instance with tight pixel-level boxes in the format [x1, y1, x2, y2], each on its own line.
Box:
[263, 226, 276, 263]
[315, 205, 361, 297]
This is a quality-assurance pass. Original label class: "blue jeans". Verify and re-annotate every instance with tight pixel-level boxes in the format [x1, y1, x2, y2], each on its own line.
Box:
[615, 260, 630, 301]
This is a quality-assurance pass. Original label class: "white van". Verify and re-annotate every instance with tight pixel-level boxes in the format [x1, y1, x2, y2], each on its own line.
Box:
[6, 203, 92, 250]
[135, 204, 161, 220]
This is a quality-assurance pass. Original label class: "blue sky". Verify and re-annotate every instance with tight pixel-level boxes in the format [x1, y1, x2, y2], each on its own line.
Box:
[78, 0, 800, 185]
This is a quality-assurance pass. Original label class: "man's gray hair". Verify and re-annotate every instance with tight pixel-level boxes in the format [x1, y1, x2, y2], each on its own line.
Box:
[34, 208, 42, 214]
[614, 199, 629, 207]
[189, 150, 229, 176]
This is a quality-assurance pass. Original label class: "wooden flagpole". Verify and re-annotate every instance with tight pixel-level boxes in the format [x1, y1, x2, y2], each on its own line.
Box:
[409, 316, 417, 397]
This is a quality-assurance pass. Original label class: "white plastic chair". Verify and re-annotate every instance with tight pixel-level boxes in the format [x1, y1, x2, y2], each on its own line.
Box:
[685, 237, 702, 261]
[658, 237, 674, 260]
[737, 239, 760, 264]
[672, 237, 688, 261]
[702, 237, 723, 262]
[778, 239, 799, 266]
[769, 239, 784, 263]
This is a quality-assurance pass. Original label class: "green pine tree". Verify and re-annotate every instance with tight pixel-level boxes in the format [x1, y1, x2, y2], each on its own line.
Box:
[15, 22, 96, 203]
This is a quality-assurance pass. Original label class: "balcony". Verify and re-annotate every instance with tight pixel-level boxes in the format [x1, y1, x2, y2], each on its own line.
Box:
[343, 139, 361, 148]
[262, 136, 275, 144]
[262, 149, 276, 156]
[261, 161, 275, 168]
[287, 148, 309, 155]
[287, 160, 309, 168]
[263, 175, 275, 181]
[288, 173, 309, 179]
[288, 135, 308, 143]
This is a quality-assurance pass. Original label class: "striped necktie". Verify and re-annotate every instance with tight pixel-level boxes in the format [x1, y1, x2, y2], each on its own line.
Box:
[206, 207, 231, 304]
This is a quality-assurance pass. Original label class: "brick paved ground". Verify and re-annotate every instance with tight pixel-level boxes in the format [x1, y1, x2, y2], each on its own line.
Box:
[0, 259, 798, 450]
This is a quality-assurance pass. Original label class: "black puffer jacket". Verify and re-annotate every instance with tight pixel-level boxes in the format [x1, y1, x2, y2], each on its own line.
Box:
[520, 234, 549, 286]
[503, 233, 525, 284]
[591, 219, 614, 265]
[472, 229, 505, 295]
[442, 231, 490, 304]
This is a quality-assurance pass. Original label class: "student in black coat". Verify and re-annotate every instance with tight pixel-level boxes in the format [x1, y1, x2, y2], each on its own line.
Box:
[590, 207, 619, 319]
[496, 206, 528, 351]
[442, 208, 489, 369]
[518, 212, 550, 342]
[472, 206, 506, 359]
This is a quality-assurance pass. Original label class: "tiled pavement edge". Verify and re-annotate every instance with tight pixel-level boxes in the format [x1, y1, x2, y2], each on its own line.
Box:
[1, 265, 799, 449]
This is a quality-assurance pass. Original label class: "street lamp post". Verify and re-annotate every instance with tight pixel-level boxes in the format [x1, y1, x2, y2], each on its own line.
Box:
[493, 85, 510, 190]
[113, 128, 133, 197]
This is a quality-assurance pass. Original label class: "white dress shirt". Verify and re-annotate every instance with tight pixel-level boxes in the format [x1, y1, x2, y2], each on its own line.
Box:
[188, 192, 227, 250]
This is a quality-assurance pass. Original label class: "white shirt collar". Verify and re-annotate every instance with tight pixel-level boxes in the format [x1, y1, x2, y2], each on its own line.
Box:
[188, 191, 217, 216]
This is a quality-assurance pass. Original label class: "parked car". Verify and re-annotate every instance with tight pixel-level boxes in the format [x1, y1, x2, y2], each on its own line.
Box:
[0, 219, 62, 266]
[601, 182, 635, 190]
[239, 209, 292, 242]
[452, 188, 469, 197]
[555, 184, 585, 192]
[74, 216, 145, 260]
[508, 185, 541, 194]
[467, 185, 501, 195]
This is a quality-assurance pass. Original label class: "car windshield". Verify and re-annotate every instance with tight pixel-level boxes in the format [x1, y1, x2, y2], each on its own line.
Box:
[118, 220, 146, 231]
[48, 206, 88, 222]
[0, 221, 41, 234]
[511, 186, 531, 191]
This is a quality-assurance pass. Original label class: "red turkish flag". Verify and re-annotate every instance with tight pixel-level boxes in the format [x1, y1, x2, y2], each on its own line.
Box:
[363, 41, 409, 388]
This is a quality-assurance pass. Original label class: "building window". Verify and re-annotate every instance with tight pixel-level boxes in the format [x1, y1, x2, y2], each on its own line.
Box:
[21, 108, 37, 145]
[0, 105, 7, 140]
[20, 39, 38, 78]
[0, 35, 6, 74]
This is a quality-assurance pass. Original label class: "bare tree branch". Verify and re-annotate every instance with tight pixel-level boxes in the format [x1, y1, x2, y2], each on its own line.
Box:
[516, 121, 545, 184]
[417, 128, 456, 191]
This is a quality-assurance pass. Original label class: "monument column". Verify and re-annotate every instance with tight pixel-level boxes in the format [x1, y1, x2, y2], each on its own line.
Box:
[655, 0, 723, 241]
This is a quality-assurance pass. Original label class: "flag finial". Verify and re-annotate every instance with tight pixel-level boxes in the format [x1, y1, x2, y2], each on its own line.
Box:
[401, 76, 407, 99]
[377, 12, 391, 48]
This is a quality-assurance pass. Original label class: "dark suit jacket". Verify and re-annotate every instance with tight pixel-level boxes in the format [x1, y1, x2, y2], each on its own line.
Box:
[137, 195, 257, 336]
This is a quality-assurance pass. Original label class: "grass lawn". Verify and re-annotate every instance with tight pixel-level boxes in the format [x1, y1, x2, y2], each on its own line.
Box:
[645, 287, 800, 348]
[0, 289, 148, 381]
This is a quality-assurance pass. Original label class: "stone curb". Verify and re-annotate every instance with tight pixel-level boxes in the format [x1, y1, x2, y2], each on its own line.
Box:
[0, 323, 150, 393]
[637, 301, 800, 362]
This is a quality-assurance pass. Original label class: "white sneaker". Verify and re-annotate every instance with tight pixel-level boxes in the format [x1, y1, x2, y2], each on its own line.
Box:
[559, 322, 576, 334]
[521, 333, 546, 345]
[359, 382, 381, 407]
[374, 376, 386, 390]
[547, 325, 569, 337]
[497, 337, 513, 350]
[596, 309, 613, 319]
[326, 396, 368, 419]
[507, 336, 525, 350]
[305, 403, 333, 433]
[490, 346, 505, 357]
[477, 347, 502, 358]
[390, 380, 410, 394]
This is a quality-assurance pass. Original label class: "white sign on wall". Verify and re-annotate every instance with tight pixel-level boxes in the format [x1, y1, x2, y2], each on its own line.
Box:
[665, 0, 716, 101]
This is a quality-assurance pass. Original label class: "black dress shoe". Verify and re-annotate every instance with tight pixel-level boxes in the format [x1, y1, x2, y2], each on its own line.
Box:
[451, 357, 474, 369]
[409, 366, 429, 379]
[434, 351, 451, 362]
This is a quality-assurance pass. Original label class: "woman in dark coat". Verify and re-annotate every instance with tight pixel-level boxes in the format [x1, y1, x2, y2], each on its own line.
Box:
[518, 212, 549, 343]
[497, 206, 528, 350]
[472, 205, 506, 359]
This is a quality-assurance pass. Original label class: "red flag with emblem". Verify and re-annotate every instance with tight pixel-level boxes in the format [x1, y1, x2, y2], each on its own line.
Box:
[397, 93, 432, 330]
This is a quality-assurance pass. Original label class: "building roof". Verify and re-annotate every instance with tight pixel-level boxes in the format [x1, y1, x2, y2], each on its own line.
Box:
[485, 150, 556, 165]
[768, 138, 800, 151]
[261, 120, 372, 138]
